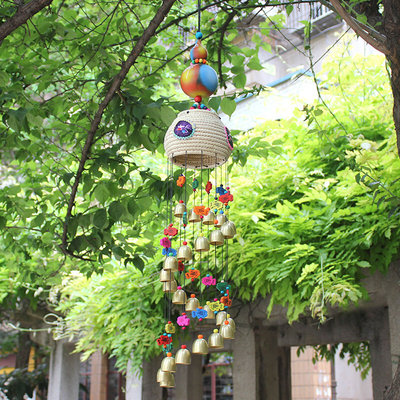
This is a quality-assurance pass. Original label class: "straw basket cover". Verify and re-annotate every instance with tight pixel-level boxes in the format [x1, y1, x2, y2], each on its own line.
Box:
[164, 109, 233, 169]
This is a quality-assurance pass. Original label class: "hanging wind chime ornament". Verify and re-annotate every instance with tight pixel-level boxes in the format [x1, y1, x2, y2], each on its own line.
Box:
[156, 0, 238, 389]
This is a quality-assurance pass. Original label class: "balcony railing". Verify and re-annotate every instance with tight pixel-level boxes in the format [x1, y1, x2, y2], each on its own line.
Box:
[285, 3, 339, 34]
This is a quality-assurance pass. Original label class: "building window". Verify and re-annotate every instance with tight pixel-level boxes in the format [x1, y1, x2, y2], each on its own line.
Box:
[79, 358, 91, 400]
[107, 357, 126, 400]
[203, 353, 233, 400]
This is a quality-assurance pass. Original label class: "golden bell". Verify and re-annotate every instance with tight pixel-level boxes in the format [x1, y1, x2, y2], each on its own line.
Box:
[202, 210, 216, 225]
[159, 371, 175, 388]
[209, 229, 224, 246]
[163, 280, 177, 293]
[177, 244, 192, 261]
[226, 314, 236, 332]
[157, 368, 170, 383]
[185, 294, 199, 312]
[209, 329, 224, 349]
[215, 213, 227, 228]
[194, 236, 210, 252]
[160, 269, 174, 282]
[172, 286, 187, 304]
[216, 311, 227, 326]
[161, 352, 176, 373]
[188, 209, 201, 223]
[192, 334, 209, 355]
[220, 320, 235, 339]
[175, 345, 191, 365]
[221, 220, 236, 239]
[174, 202, 186, 218]
[204, 304, 215, 320]
[164, 256, 178, 272]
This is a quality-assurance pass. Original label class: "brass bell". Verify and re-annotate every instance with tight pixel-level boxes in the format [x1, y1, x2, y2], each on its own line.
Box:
[209, 329, 224, 349]
[174, 202, 186, 218]
[215, 213, 227, 228]
[202, 210, 216, 225]
[216, 311, 227, 326]
[177, 243, 192, 261]
[157, 368, 171, 383]
[160, 269, 174, 282]
[175, 345, 191, 365]
[221, 220, 236, 239]
[204, 304, 215, 320]
[220, 320, 235, 339]
[226, 314, 236, 332]
[172, 286, 187, 305]
[159, 371, 175, 388]
[164, 256, 178, 272]
[185, 294, 199, 312]
[209, 229, 224, 246]
[194, 236, 210, 252]
[161, 352, 176, 373]
[163, 280, 177, 293]
[192, 334, 209, 355]
[188, 209, 201, 223]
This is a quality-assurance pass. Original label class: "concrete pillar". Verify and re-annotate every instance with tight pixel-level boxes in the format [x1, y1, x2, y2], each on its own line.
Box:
[126, 359, 142, 400]
[142, 356, 163, 400]
[233, 324, 258, 400]
[90, 351, 107, 400]
[47, 339, 80, 400]
[385, 265, 400, 377]
[175, 354, 203, 400]
[255, 326, 291, 400]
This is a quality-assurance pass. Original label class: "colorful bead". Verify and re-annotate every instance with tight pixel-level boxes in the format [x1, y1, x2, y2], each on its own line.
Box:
[180, 63, 218, 98]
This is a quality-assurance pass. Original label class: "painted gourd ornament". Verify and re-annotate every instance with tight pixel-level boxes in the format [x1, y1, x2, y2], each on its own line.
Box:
[180, 40, 218, 98]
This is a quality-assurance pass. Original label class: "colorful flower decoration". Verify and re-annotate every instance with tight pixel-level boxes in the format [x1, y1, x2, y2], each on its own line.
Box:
[205, 181, 212, 194]
[185, 268, 200, 281]
[216, 281, 231, 293]
[219, 192, 233, 204]
[202, 275, 216, 286]
[206, 300, 225, 312]
[192, 307, 208, 321]
[177, 175, 186, 187]
[174, 120, 194, 139]
[178, 260, 185, 272]
[162, 247, 177, 256]
[220, 295, 232, 307]
[160, 237, 171, 248]
[216, 184, 227, 195]
[157, 334, 172, 346]
[164, 224, 178, 237]
[177, 313, 190, 329]
[165, 321, 176, 334]
[193, 205, 210, 216]
[192, 178, 199, 191]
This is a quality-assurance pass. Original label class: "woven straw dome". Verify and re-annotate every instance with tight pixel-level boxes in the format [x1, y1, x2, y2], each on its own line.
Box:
[164, 109, 232, 169]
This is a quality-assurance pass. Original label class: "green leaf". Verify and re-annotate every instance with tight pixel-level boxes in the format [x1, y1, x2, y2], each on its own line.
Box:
[108, 201, 125, 221]
[94, 184, 110, 204]
[93, 209, 108, 229]
[0, 217, 6, 230]
[220, 98, 236, 117]
[248, 57, 263, 71]
[233, 73, 246, 89]
[160, 106, 176, 126]
[208, 97, 221, 112]
[41, 232, 53, 244]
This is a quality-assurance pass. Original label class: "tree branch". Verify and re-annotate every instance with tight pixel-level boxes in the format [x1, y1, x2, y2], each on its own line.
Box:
[0, 0, 53, 44]
[61, 0, 177, 253]
[329, 0, 389, 55]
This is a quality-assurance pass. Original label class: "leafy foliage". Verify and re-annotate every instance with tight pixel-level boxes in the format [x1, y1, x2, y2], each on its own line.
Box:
[57, 53, 400, 372]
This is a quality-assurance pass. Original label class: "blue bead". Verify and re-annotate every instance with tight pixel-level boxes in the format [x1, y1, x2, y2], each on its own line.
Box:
[167, 334, 171, 337]
[196, 31, 203, 39]
[219, 210, 224, 214]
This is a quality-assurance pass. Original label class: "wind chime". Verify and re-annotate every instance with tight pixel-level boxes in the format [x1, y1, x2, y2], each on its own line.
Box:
[156, 1, 237, 390]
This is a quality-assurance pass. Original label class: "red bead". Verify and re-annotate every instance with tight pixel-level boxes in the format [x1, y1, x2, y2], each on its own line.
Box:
[183, 241, 187, 245]
[179, 200, 184, 203]
[182, 345, 187, 349]
[182, 327, 186, 330]
[199, 318, 203, 321]
[194, 95, 202, 103]
[200, 215, 204, 219]
[168, 321, 172, 324]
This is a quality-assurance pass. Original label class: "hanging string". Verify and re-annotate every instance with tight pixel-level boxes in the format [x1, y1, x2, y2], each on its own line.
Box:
[197, 0, 201, 34]
[184, 152, 188, 242]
